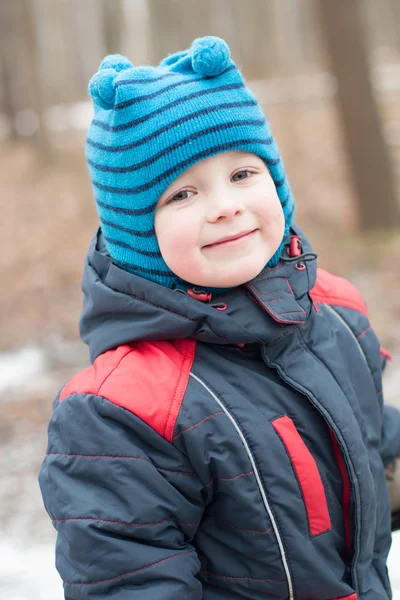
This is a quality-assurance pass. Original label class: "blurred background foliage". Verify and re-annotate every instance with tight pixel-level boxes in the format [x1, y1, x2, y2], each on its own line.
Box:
[1, 0, 400, 395]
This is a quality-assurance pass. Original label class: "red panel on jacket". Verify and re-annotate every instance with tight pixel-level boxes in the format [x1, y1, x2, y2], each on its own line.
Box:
[60, 339, 196, 442]
[310, 268, 368, 316]
[272, 416, 332, 537]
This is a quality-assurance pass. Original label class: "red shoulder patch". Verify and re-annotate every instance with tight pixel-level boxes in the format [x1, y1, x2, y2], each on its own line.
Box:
[60, 339, 196, 442]
[310, 268, 368, 316]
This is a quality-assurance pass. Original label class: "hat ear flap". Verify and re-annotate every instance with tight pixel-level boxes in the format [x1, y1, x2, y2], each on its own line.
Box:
[89, 54, 133, 110]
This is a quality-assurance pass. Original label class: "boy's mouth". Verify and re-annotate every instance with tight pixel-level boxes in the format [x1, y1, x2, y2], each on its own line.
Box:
[202, 229, 258, 249]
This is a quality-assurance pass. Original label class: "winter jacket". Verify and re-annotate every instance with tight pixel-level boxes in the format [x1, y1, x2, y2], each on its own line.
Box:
[39, 224, 400, 600]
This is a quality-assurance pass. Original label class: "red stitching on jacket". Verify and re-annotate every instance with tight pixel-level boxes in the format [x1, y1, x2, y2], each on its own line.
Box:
[204, 470, 253, 488]
[164, 341, 196, 440]
[53, 517, 200, 527]
[261, 302, 305, 323]
[249, 275, 293, 291]
[97, 350, 130, 397]
[219, 470, 253, 481]
[173, 412, 224, 440]
[60, 340, 197, 442]
[200, 569, 286, 582]
[207, 516, 272, 534]
[247, 277, 307, 323]
[63, 550, 196, 585]
[205, 473, 216, 488]
[45, 454, 197, 476]
[46, 453, 150, 462]
[356, 326, 371, 339]
[251, 296, 305, 324]
[248, 278, 305, 314]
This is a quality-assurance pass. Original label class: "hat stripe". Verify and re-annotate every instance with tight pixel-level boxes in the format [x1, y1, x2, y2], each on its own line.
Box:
[100, 217, 155, 237]
[115, 64, 236, 89]
[88, 122, 277, 174]
[97, 198, 158, 216]
[281, 193, 290, 208]
[115, 72, 179, 88]
[92, 85, 250, 132]
[104, 235, 161, 257]
[89, 151, 280, 174]
[88, 105, 267, 152]
[115, 66, 237, 109]
[284, 205, 295, 226]
[113, 260, 172, 277]
[92, 138, 275, 194]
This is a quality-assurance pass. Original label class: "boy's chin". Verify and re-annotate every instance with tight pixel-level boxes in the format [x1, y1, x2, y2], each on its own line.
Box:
[185, 262, 268, 289]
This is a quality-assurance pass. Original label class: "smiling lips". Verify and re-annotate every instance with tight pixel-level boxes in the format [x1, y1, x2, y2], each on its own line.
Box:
[203, 229, 257, 249]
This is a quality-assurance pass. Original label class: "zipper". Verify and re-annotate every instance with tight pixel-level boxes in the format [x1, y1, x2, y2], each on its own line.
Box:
[189, 371, 294, 600]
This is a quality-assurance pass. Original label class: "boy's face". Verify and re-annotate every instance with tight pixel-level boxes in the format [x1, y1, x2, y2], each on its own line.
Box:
[155, 151, 285, 288]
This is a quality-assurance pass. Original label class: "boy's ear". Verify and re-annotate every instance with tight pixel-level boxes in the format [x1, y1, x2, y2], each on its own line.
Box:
[88, 54, 133, 110]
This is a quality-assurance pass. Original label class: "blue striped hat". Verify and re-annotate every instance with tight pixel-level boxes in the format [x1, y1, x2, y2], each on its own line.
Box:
[86, 36, 295, 288]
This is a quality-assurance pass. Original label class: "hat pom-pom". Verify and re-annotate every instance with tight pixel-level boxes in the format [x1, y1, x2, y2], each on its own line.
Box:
[89, 54, 133, 109]
[98, 54, 133, 73]
[88, 68, 117, 109]
[191, 36, 230, 77]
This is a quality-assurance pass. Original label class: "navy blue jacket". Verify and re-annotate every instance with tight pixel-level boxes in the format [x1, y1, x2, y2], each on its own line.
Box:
[39, 225, 400, 599]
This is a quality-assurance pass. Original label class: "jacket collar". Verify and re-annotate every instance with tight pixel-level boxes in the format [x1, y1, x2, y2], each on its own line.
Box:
[79, 224, 317, 362]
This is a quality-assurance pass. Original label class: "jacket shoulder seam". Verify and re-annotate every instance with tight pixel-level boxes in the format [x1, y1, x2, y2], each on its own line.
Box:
[97, 348, 136, 397]
[60, 340, 196, 442]
[310, 268, 368, 316]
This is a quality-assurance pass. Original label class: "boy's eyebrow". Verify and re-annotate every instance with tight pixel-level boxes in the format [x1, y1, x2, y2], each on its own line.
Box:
[161, 154, 264, 194]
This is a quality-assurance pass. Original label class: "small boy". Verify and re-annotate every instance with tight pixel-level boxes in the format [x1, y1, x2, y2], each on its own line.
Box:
[39, 36, 400, 599]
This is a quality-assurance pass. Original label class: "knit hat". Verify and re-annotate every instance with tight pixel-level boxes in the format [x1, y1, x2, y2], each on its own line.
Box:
[86, 36, 295, 288]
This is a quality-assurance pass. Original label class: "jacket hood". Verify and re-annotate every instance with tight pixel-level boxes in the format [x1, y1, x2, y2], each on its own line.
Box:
[79, 225, 317, 363]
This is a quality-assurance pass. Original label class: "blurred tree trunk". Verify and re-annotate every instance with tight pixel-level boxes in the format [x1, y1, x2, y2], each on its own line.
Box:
[147, 0, 178, 63]
[19, 0, 51, 161]
[390, 0, 400, 52]
[318, 0, 399, 229]
[147, 0, 213, 64]
[0, 1, 18, 138]
[102, 0, 124, 55]
[148, 0, 275, 78]
[232, 0, 276, 78]
[300, 0, 326, 68]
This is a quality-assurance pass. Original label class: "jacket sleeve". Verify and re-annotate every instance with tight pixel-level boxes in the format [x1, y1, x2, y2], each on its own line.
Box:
[380, 403, 400, 531]
[39, 390, 204, 599]
[380, 404, 400, 467]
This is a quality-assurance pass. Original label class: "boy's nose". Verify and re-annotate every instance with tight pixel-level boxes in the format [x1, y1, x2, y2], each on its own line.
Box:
[206, 197, 246, 222]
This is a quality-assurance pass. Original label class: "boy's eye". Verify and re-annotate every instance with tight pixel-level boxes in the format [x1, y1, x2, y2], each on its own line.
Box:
[169, 189, 195, 203]
[232, 169, 252, 182]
